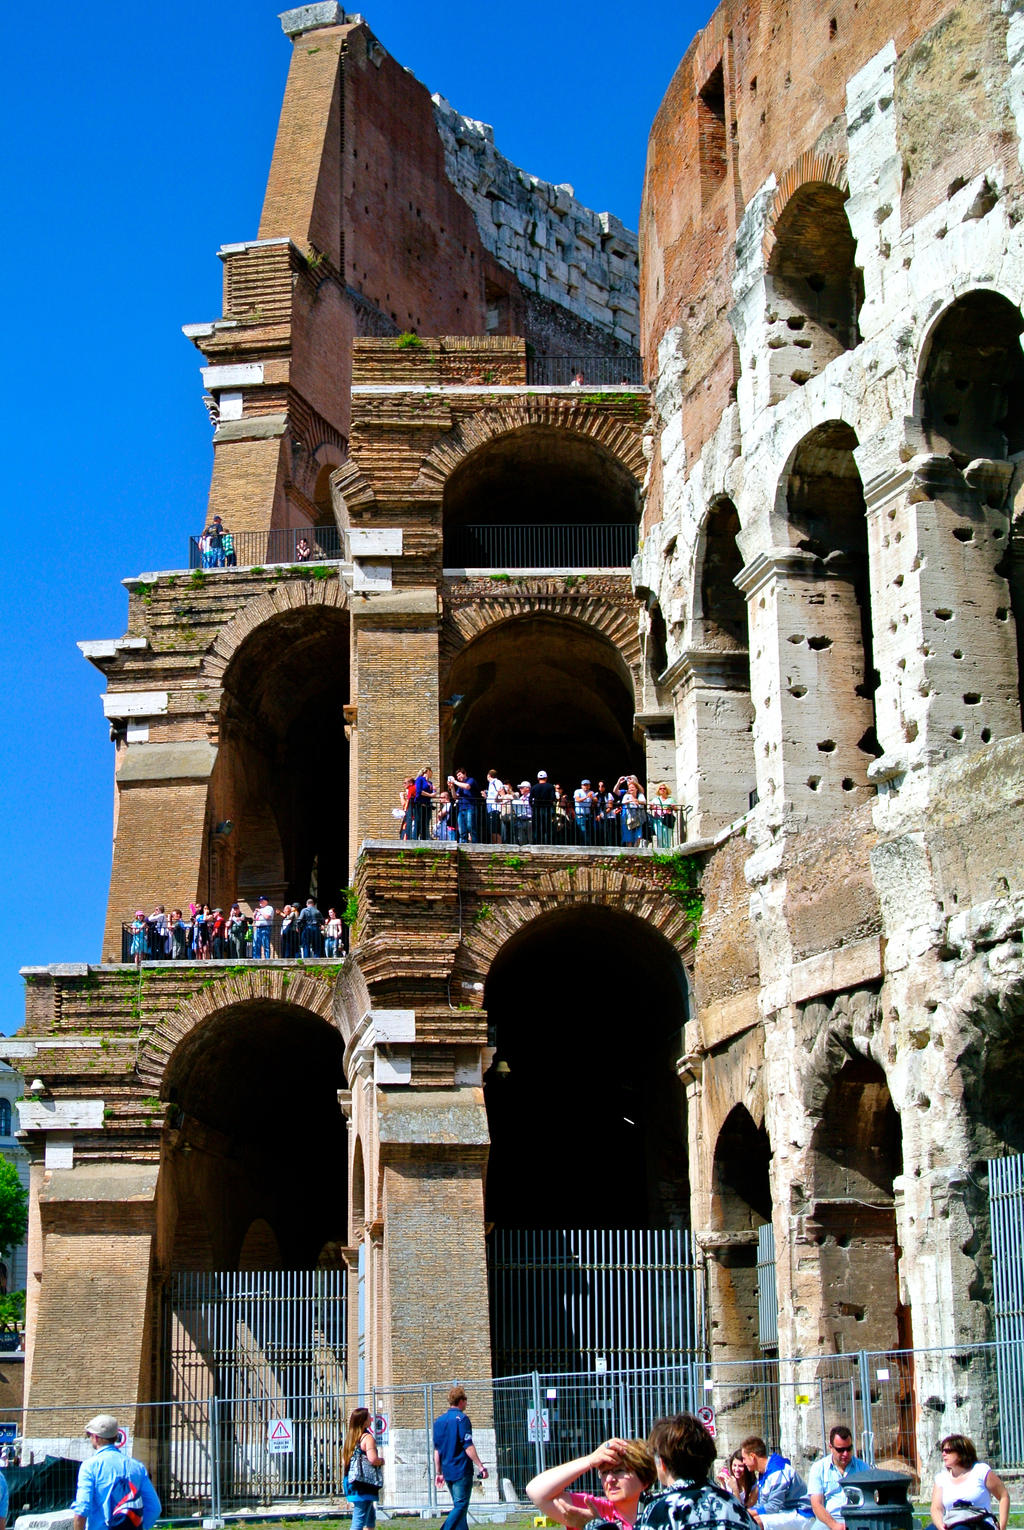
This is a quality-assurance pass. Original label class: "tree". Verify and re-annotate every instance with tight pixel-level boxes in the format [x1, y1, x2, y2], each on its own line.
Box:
[0, 1160, 27, 1262]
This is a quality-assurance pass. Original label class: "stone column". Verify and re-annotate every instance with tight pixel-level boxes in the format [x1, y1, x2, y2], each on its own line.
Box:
[670, 649, 754, 836]
[739, 550, 875, 825]
[859, 439, 1020, 775]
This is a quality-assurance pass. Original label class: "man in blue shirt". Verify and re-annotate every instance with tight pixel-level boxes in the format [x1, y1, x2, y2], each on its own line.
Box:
[807, 1427, 868, 1530]
[433, 1387, 487, 1530]
[72, 1414, 161, 1530]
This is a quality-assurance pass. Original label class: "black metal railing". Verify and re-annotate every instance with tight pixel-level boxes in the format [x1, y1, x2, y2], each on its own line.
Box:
[526, 354, 644, 387]
[121, 912, 348, 964]
[444, 521, 637, 569]
[188, 526, 343, 570]
[388, 794, 686, 849]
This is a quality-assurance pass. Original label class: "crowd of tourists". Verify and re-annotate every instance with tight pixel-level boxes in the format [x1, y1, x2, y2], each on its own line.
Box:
[196, 515, 237, 568]
[397, 768, 681, 848]
[125, 897, 347, 964]
[353, 1393, 1007, 1530]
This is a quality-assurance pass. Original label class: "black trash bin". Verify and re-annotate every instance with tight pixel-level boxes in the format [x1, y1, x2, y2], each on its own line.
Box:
[842, 1468, 915, 1530]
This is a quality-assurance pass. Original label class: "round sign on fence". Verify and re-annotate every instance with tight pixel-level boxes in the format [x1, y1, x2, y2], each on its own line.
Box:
[696, 1405, 714, 1426]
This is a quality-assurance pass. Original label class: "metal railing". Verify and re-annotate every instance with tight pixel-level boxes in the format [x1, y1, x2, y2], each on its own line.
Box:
[526, 353, 644, 386]
[121, 913, 348, 964]
[188, 526, 342, 570]
[444, 520, 638, 569]
[391, 792, 686, 849]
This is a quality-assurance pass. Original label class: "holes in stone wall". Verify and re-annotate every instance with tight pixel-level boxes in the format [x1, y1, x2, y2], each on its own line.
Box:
[767, 184, 862, 403]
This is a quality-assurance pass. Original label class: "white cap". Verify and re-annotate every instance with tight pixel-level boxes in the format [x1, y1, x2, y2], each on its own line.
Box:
[85, 1414, 119, 1440]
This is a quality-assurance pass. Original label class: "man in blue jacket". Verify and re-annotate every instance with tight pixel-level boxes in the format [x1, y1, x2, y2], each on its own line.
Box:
[72, 1414, 161, 1530]
[433, 1387, 487, 1530]
[741, 1435, 811, 1530]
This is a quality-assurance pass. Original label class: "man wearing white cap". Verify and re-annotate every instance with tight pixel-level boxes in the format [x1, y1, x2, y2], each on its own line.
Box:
[72, 1415, 161, 1530]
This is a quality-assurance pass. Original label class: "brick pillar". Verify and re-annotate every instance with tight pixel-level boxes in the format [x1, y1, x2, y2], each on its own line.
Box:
[25, 1164, 159, 1442]
[350, 590, 441, 852]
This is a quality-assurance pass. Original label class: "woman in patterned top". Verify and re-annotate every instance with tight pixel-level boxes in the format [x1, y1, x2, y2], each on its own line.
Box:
[636, 1414, 756, 1530]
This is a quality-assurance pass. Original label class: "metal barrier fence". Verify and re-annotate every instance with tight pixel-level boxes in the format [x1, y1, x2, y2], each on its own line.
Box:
[9, 1344, 1024, 1518]
[393, 794, 687, 849]
[121, 914, 349, 964]
[188, 526, 343, 570]
[444, 521, 638, 569]
[526, 354, 644, 386]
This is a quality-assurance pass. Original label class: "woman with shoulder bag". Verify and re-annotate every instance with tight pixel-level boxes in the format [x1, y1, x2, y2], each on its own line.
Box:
[344, 1407, 384, 1530]
[932, 1436, 1008, 1530]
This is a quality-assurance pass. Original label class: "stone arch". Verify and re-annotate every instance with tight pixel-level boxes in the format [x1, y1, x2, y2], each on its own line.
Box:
[416, 397, 647, 494]
[441, 586, 643, 678]
[237, 1217, 283, 1271]
[453, 861, 699, 990]
[914, 287, 1024, 461]
[331, 952, 372, 1051]
[763, 156, 861, 403]
[198, 577, 349, 691]
[693, 496, 748, 653]
[798, 985, 884, 1119]
[330, 457, 377, 521]
[138, 969, 336, 1090]
[351, 1135, 366, 1243]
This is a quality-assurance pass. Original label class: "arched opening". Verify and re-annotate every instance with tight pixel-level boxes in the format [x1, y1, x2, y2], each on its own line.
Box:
[809, 1054, 913, 1464]
[217, 606, 350, 914]
[308, 461, 343, 558]
[916, 293, 1024, 733]
[920, 292, 1024, 466]
[778, 423, 878, 813]
[163, 1002, 348, 1269]
[484, 906, 692, 1377]
[445, 614, 643, 792]
[442, 427, 640, 568]
[161, 1002, 349, 1499]
[699, 498, 748, 660]
[767, 182, 862, 403]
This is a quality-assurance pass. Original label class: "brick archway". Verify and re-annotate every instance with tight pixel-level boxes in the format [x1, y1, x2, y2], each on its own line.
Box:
[137, 968, 337, 1090]
[763, 149, 849, 265]
[441, 583, 644, 680]
[198, 577, 349, 690]
[416, 397, 647, 493]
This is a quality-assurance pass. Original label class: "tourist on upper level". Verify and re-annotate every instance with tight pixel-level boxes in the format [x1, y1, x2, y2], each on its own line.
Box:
[554, 786, 574, 843]
[412, 767, 435, 839]
[650, 783, 678, 849]
[532, 770, 556, 843]
[618, 778, 647, 848]
[280, 904, 299, 958]
[190, 904, 212, 959]
[399, 776, 416, 839]
[298, 898, 324, 957]
[210, 908, 227, 958]
[253, 896, 274, 959]
[227, 904, 248, 959]
[197, 528, 213, 568]
[594, 780, 617, 845]
[434, 791, 456, 840]
[528, 1436, 657, 1529]
[449, 768, 478, 842]
[574, 779, 596, 843]
[324, 907, 343, 958]
[513, 781, 533, 844]
[170, 909, 188, 960]
[129, 911, 147, 967]
[296, 537, 312, 561]
[208, 517, 226, 567]
[485, 770, 505, 843]
[147, 905, 169, 958]
[220, 521, 236, 567]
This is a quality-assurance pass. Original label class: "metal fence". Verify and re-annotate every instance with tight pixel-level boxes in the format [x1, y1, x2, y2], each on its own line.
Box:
[391, 793, 687, 850]
[444, 521, 638, 569]
[11, 1343, 1024, 1518]
[188, 526, 343, 570]
[526, 354, 644, 387]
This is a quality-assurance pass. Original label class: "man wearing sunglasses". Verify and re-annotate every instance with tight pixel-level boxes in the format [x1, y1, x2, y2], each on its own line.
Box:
[807, 1427, 868, 1530]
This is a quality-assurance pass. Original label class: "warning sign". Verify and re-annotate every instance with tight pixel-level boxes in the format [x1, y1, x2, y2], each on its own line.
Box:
[374, 1413, 390, 1445]
[527, 1409, 550, 1443]
[268, 1418, 294, 1455]
[696, 1405, 716, 1439]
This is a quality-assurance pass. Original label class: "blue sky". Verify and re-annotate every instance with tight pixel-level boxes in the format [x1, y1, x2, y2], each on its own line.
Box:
[0, 0, 711, 1031]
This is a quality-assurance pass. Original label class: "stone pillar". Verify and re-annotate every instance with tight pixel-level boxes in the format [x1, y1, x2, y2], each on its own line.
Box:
[739, 550, 875, 824]
[860, 446, 1020, 774]
[635, 710, 677, 801]
[350, 589, 441, 855]
[670, 649, 754, 836]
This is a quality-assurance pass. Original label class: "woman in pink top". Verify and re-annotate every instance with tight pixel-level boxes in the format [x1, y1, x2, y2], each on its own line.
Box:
[528, 1436, 657, 1529]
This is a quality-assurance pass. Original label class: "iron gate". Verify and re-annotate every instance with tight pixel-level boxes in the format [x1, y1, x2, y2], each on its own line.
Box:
[990, 1154, 1024, 1463]
[164, 1269, 348, 1506]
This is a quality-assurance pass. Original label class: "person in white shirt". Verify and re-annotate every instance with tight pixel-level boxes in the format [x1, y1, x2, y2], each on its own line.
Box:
[807, 1427, 868, 1530]
[931, 1435, 1009, 1530]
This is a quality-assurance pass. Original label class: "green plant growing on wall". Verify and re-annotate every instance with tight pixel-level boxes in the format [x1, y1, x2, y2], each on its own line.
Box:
[651, 852, 704, 942]
[342, 888, 359, 927]
[189, 569, 206, 589]
[473, 904, 493, 925]
[395, 332, 425, 349]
